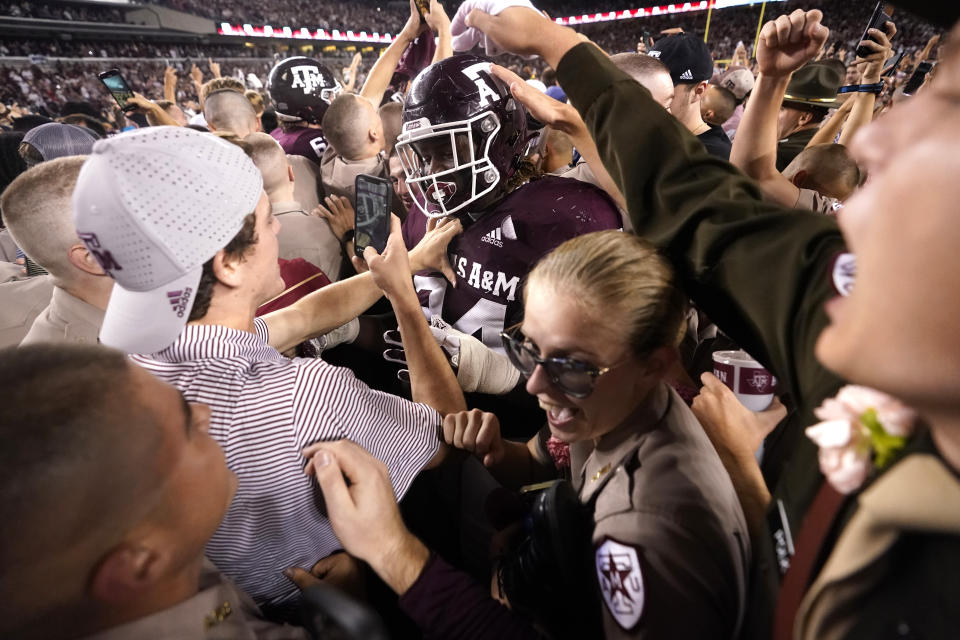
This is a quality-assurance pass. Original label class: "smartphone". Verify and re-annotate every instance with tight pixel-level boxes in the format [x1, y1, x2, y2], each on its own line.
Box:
[882, 49, 906, 77]
[98, 69, 135, 110]
[855, 1, 893, 59]
[903, 61, 933, 96]
[354, 174, 393, 257]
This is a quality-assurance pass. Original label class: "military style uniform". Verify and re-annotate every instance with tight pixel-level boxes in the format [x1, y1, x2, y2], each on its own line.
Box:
[557, 42, 960, 639]
[271, 201, 341, 283]
[20, 285, 104, 346]
[568, 382, 750, 639]
[81, 562, 308, 640]
[0, 274, 54, 348]
[776, 127, 817, 172]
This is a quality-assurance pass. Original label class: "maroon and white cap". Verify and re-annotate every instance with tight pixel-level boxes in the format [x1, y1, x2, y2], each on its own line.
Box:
[72, 126, 263, 354]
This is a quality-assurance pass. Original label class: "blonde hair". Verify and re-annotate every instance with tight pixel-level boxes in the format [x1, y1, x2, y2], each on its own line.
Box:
[0, 155, 87, 279]
[245, 90, 265, 116]
[526, 231, 685, 357]
[200, 77, 245, 102]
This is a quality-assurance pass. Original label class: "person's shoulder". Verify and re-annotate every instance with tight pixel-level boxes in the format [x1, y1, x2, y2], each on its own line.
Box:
[500, 176, 622, 229]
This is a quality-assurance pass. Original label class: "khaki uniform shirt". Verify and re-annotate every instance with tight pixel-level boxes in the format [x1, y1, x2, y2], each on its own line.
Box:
[82, 562, 308, 640]
[0, 228, 19, 263]
[571, 383, 750, 639]
[271, 201, 340, 281]
[795, 187, 841, 216]
[0, 274, 54, 348]
[20, 285, 104, 346]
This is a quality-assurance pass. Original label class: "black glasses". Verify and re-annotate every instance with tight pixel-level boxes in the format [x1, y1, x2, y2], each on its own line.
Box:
[499, 324, 618, 399]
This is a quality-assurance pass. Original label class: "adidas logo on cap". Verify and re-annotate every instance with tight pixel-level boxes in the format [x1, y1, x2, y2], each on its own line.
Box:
[480, 227, 503, 248]
[167, 287, 194, 318]
[679, 69, 694, 81]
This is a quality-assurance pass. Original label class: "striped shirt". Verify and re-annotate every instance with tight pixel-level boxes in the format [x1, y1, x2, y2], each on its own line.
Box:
[130, 318, 441, 613]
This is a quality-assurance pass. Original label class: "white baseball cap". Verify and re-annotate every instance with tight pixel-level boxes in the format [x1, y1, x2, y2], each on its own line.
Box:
[72, 126, 263, 354]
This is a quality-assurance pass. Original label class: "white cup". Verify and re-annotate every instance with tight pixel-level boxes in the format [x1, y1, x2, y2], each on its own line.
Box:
[711, 349, 777, 412]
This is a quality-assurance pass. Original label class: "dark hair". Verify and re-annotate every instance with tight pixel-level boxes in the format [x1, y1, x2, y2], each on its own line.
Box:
[188, 213, 258, 321]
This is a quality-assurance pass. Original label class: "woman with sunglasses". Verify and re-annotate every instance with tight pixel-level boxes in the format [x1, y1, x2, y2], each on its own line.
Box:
[442, 230, 750, 639]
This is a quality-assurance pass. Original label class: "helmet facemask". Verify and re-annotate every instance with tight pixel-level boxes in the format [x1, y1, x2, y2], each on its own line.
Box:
[396, 111, 503, 219]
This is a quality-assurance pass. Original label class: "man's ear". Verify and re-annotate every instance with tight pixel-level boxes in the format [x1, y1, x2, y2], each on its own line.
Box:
[287, 164, 295, 185]
[67, 243, 107, 277]
[693, 80, 708, 100]
[89, 543, 166, 605]
[791, 170, 809, 188]
[211, 248, 243, 289]
[797, 110, 813, 127]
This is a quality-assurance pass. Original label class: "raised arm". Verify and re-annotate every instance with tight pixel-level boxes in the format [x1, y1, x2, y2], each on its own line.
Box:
[489, 64, 626, 210]
[729, 12, 831, 208]
[425, 0, 453, 63]
[263, 215, 461, 354]
[359, 0, 424, 103]
[364, 216, 466, 419]
[838, 20, 896, 147]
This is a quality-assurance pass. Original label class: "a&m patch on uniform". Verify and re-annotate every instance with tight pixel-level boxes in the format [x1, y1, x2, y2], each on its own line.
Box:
[596, 538, 645, 629]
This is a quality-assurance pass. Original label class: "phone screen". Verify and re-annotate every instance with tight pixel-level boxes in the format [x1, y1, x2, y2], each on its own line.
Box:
[99, 70, 134, 109]
[354, 174, 393, 257]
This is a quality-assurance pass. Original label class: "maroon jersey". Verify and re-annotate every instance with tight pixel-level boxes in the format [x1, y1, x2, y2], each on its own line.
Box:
[403, 175, 622, 352]
[270, 126, 327, 164]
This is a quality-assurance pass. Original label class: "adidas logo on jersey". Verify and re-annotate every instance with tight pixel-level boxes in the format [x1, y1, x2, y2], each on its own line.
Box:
[679, 69, 694, 81]
[480, 227, 503, 248]
[167, 287, 193, 318]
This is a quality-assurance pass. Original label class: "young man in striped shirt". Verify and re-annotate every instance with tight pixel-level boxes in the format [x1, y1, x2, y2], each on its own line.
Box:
[72, 126, 466, 616]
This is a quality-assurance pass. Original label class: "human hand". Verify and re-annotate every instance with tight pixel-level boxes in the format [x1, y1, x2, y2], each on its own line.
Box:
[489, 64, 580, 134]
[164, 66, 177, 86]
[443, 408, 505, 466]
[408, 215, 462, 283]
[284, 551, 366, 600]
[451, 0, 557, 57]
[855, 20, 896, 84]
[313, 194, 355, 241]
[756, 9, 830, 79]
[123, 92, 160, 113]
[692, 372, 787, 462]
[350, 51, 362, 69]
[424, 0, 451, 32]
[363, 215, 417, 305]
[208, 57, 221, 78]
[190, 63, 203, 85]
[399, 0, 424, 41]
[302, 439, 430, 592]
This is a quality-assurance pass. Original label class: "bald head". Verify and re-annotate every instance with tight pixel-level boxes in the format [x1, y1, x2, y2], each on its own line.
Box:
[610, 53, 675, 110]
[204, 89, 260, 137]
[379, 101, 403, 156]
[1, 155, 87, 280]
[322, 93, 383, 160]
[784, 143, 862, 201]
[0, 345, 167, 636]
[246, 132, 292, 198]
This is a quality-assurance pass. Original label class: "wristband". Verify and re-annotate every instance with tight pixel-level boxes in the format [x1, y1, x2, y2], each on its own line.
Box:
[838, 82, 884, 95]
[340, 229, 355, 245]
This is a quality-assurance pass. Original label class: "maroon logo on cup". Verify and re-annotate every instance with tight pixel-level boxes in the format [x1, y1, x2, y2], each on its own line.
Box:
[738, 367, 775, 395]
[713, 362, 735, 389]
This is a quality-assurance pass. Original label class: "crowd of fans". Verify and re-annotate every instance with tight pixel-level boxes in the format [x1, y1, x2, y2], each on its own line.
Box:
[1, 1, 958, 639]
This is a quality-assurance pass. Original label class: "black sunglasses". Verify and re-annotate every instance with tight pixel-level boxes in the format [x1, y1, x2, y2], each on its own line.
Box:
[499, 324, 619, 399]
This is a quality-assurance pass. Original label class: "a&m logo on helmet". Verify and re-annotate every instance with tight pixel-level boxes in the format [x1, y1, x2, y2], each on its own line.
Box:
[290, 65, 327, 95]
[461, 62, 501, 108]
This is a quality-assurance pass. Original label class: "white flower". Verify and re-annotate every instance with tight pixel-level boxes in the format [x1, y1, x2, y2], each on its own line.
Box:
[805, 419, 872, 495]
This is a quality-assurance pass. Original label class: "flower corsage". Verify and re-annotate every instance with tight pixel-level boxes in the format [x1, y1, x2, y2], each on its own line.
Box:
[805, 385, 918, 494]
